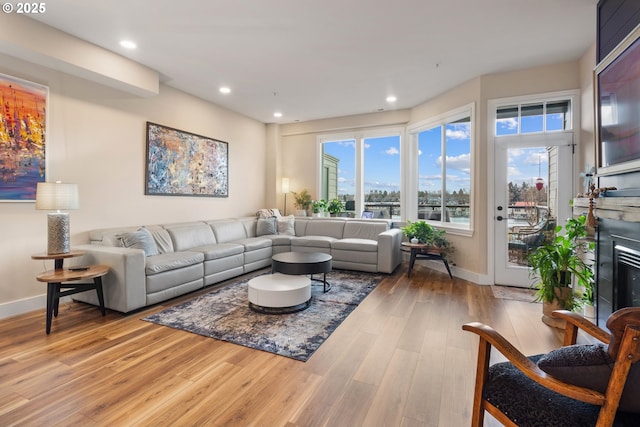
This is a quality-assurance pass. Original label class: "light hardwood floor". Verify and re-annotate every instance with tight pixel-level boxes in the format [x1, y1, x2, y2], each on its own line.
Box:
[0, 262, 566, 427]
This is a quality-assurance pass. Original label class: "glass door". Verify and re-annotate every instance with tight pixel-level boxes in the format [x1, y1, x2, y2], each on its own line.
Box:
[494, 139, 572, 287]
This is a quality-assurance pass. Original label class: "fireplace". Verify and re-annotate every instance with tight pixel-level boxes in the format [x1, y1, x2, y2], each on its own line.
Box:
[596, 218, 640, 327]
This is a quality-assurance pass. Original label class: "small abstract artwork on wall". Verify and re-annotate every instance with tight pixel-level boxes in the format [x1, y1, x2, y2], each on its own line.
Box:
[145, 122, 229, 197]
[0, 73, 48, 202]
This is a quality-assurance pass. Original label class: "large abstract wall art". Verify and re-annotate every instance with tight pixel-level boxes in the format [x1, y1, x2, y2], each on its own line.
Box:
[0, 73, 48, 202]
[145, 122, 229, 197]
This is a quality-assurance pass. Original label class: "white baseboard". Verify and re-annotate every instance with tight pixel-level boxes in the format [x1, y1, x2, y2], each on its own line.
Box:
[0, 294, 46, 320]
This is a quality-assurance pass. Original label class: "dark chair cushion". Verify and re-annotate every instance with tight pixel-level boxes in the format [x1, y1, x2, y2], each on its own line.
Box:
[484, 355, 640, 427]
[538, 344, 640, 413]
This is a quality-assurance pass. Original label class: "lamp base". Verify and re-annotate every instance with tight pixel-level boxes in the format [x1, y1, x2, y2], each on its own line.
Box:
[47, 212, 70, 254]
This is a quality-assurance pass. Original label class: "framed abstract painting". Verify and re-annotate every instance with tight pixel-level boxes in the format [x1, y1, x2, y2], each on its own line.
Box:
[145, 122, 229, 197]
[0, 73, 48, 202]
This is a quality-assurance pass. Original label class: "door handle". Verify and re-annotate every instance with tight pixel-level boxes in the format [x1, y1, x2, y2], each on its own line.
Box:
[496, 216, 503, 221]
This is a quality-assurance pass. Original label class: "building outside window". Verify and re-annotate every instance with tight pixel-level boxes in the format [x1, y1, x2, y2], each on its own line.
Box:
[320, 130, 402, 219]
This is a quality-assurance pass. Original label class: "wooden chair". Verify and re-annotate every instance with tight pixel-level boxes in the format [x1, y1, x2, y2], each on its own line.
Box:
[463, 308, 640, 427]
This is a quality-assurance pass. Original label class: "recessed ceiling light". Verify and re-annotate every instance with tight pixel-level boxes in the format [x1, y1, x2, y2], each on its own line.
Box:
[219, 86, 231, 94]
[273, 112, 283, 118]
[386, 96, 397, 103]
[119, 40, 137, 49]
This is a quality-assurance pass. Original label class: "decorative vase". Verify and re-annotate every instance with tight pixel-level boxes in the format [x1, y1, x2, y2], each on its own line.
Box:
[411, 237, 419, 244]
[296, 210, 307, 217]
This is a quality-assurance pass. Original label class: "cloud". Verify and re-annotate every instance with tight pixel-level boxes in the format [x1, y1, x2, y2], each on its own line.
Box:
[385, 147, 399, 155]
[446, 124, 471, 140]
[436, 153, 471, 174]
[497, 118, 518, 130]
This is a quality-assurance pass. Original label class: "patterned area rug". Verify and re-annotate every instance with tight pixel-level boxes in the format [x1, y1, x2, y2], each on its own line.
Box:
[143, 270, 384, 362]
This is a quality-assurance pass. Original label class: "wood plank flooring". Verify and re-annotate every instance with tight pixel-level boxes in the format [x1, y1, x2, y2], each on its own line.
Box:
[0, 263, 566, 427]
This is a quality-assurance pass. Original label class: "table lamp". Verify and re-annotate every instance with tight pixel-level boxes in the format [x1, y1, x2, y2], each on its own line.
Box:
[35, 181, 79, 254]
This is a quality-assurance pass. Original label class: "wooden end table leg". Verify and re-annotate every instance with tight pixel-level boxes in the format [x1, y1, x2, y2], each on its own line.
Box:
[408, 249, 417, 277]
[442, 258, 453, 279]
[95, 277, 106, 316]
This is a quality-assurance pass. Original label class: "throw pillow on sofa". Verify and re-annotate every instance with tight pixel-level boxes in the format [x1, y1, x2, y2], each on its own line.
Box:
[277, 215, 295, 235]
[119, 227, 160, 256]
[257, 217, 277, 236]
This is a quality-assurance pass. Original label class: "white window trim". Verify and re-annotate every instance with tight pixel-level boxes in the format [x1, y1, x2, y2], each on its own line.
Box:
[316, 126, 405, 217]
[406, 102, 475, 236]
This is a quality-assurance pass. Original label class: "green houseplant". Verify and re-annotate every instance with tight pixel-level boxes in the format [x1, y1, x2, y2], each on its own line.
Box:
[292, 189, 312, 215]
[527, 215, 595, 326]
[401, 220, 450, 250]
[312, 199, 327, 216]
[326, 198, 344, 216]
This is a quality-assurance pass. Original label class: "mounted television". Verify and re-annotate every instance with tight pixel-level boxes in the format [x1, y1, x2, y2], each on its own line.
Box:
[596, 23, 640, 176]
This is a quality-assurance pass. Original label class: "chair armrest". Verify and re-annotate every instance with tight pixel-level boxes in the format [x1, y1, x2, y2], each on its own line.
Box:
[463, 322, 606, 405]
[552, 310, 611, 346]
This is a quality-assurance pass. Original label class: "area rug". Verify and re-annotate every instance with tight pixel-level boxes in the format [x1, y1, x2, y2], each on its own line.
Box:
[142, 270, 384, 361]
[491, 285, 538, 303]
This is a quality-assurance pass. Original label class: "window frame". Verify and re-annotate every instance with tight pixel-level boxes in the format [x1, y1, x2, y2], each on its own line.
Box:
[406, 103, 475, 235]
[317, 126, 404, 218]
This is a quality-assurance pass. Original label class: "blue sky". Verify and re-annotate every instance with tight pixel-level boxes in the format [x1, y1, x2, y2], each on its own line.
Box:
[323, 110, 565, 198]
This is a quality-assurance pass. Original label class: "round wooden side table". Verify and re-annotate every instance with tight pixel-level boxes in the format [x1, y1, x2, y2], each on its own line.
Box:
[35, 264, 110, 334]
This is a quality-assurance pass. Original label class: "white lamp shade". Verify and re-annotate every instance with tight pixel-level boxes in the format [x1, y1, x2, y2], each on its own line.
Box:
[282, 177, 290, 193]
[35, 182, 79, 210]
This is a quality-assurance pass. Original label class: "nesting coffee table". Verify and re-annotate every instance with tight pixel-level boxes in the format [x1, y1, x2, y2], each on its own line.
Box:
[271, 252, 332, 292]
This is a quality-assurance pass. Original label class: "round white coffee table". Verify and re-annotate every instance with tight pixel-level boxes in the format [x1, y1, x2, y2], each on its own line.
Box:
[248, 273, 311, 314]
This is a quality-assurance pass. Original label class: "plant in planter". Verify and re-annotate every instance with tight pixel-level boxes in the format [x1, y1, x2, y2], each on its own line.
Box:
[527, 215, 595, 328]
[326, 198, 344, 216]
[311, 199, 327, 216]
[401, 220, 451, 251]
[292, 189, 312, 216]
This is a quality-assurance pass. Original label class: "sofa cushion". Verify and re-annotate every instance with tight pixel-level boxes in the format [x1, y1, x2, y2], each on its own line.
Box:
[304, 220, 345, 239]
[277, 215, 296, 235]
[291, 235, 336, 248]
[331, 238, 378, 252]
[120, 227, 159, 256]
[343, 221, 388, 240]
[257, 217, 277, 236]
[262, 234, 296, 246]
[233, 237, 273, 251]
[190, 243, 244, 261]
[144, 251, 204, 275]
[164, 222, 216, 251]
[209, 220, 247, 243]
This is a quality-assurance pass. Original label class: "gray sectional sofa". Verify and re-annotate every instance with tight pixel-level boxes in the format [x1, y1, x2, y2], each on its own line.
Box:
[73, 217, 403, 313]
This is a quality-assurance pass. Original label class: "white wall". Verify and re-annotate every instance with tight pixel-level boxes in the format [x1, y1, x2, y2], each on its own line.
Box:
[0, 54, 266, 318]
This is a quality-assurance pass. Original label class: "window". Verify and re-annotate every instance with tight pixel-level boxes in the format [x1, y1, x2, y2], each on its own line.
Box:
[320, 130, 402, 219]
[409, 105, 473, 229]
[496, 100, 571, 136]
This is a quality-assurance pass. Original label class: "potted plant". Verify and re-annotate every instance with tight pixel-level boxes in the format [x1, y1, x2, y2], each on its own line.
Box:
[292, 189, 312, 216]
[312, 199, 327, 217]
[327, 198, 344, 216]
[401, 220, 450, 251]
[527, 215, 595, 328]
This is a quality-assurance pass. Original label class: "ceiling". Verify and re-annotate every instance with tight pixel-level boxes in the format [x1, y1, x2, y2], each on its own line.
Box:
[30, 0, 598, 124]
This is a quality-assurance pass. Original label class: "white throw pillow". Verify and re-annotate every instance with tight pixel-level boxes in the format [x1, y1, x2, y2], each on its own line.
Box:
[277, 215, 295, 235]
